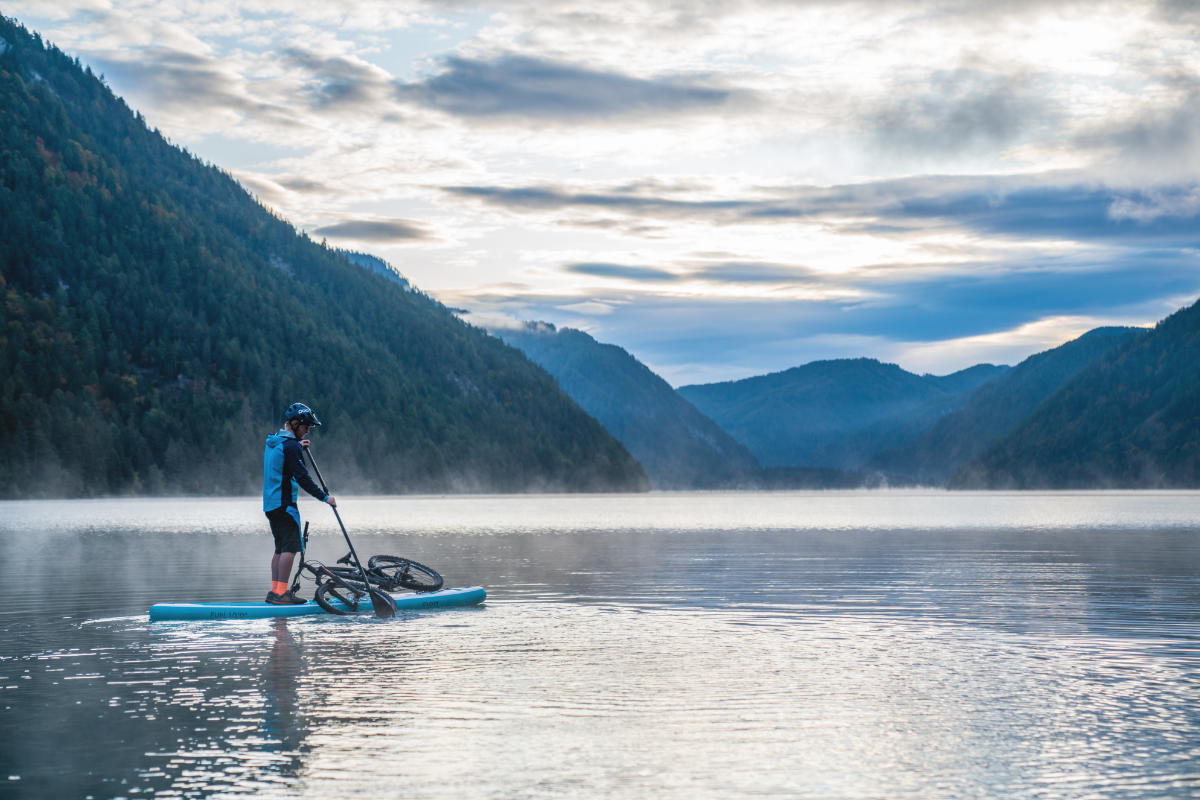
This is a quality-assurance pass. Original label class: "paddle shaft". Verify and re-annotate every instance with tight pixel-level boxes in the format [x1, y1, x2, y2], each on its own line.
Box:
[303, 447, 395, 618]
[303, 448, 369, 579]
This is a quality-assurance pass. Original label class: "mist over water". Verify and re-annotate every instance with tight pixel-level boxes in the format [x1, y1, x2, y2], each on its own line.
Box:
[1, 492, 1199, 799]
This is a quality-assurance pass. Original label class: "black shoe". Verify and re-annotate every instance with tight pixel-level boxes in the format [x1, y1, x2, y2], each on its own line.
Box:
[265, 591, 307, 605]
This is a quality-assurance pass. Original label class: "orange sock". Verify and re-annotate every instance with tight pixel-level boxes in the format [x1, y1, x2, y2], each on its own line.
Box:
[271, 581, 288, 595]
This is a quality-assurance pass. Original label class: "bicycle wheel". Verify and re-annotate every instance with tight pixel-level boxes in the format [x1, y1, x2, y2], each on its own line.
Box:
[314, 579, 363, 615]
[368, 555, 443, 592]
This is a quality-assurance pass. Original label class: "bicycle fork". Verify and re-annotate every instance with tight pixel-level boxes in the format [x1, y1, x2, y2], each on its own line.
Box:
[289, 521, 310, 596]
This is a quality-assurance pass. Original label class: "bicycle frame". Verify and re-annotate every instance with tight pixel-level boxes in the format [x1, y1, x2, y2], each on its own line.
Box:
[290, 522, 369, 598]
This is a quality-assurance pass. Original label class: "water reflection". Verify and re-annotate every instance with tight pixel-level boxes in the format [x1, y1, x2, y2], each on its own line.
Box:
[263, 619, 303, 760]
[124, 620, 310, 797]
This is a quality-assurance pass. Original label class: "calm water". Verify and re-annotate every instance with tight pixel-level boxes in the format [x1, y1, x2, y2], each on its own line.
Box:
[1, 491, 1198, 799]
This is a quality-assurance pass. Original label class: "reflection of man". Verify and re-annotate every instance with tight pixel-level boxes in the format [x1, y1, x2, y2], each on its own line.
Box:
[262, 617, 303, 762]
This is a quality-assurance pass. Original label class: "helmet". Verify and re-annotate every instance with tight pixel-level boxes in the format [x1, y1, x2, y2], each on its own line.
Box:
[283, 402, 322, 428]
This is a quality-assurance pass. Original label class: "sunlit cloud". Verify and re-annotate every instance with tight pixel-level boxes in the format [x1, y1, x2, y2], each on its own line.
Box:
[883, 314, 1157, 375]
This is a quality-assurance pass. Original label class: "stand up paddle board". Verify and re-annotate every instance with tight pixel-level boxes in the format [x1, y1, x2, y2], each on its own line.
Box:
[149, 585, 485, 621]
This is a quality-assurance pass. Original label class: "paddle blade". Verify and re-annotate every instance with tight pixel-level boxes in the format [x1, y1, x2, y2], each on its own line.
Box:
[369, 588, 397, 619]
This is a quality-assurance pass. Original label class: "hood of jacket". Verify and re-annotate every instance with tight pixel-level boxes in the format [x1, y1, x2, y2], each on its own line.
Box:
[264, 428, 297, 450]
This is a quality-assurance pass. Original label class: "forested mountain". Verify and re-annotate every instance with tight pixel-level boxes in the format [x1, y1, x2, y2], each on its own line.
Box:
[493, 322, 761, 488]
[955, 302, 1200, 488]
[678, 359, 1007, 469]
[0, 19, 647, 497]
[871, 327, 1143, 484]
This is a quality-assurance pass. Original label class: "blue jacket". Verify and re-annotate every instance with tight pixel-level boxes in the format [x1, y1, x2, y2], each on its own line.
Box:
[263, 429, 328, 514]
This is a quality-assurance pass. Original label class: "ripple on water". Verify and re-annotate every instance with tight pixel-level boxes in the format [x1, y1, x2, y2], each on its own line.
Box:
[6, 600, 1190, 798]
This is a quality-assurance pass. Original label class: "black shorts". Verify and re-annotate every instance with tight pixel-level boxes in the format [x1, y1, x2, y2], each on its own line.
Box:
[266, 507, 302, 554]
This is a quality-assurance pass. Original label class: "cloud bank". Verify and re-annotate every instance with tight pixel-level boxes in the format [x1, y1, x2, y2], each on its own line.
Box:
[9, 0, 1200, 380]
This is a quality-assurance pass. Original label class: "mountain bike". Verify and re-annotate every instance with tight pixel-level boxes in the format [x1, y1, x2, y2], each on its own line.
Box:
[290, 523, 444, 615]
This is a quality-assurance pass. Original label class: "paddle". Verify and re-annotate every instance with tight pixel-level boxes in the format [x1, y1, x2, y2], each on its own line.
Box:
[303, 448, 397, 619]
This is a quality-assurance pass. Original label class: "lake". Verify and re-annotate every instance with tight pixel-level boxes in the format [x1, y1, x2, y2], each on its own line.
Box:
[1, 491, 1198, 799]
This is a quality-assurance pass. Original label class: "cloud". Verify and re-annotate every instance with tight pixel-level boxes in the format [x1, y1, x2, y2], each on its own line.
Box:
[886, 181, 1200, 245]
[90, 48, 273, 114]
[312, 218, 433, 242]
[278, 176, 338, 194]
[566, 256, 881, 291]
[865, 64, 1056, 156]
[1108, 187, 1200, 222]
[1153, 0, 1200, 24]
[851, 255, 1200, 340]
[691, 261, 824, 284]
[445, 173, 1200, 247]
[280, 46, 395, 110]
[1077, 90, 1200, 179]
[556, 300, 616, 315]
[565, 262, 680, 281]
[443, 183, 767, 221]
[395, 53, 756, 121]
[82, 46, 308, 138]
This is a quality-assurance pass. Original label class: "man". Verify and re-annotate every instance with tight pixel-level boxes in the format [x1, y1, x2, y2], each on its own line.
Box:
[262, 402, 337, 604]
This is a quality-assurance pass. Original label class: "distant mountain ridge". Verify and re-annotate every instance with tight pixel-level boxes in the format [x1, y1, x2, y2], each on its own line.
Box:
[872, 326, 1144, 484]
[956, 304, 1200, 488]
[678, 358, 1008, 470]
[493, 322, 762, 488]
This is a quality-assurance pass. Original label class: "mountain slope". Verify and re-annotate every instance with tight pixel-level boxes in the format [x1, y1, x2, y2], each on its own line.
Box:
[493, 322, 761, 488]
[0, 19, 647, 497]
[955, 302, 1200, 488]
[338, 250, 411, 289]
[872, 327, 1143, 484]
[678, 358, 1007, 469]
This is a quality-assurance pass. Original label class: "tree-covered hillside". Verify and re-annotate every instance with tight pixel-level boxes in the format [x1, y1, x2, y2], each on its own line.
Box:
[872, 327, 1143, 484]
[0, 18, 647, 497]
[494, 322, 761, 488]
[337, 250, 410, 290]
[955, 301, 1200, 488]
[678, 358, 1007, 469]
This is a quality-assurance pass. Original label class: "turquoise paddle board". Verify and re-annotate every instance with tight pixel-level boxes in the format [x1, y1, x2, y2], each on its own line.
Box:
[149, 586, 486, 621]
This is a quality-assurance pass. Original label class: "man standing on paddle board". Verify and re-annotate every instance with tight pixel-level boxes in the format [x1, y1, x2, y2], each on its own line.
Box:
[263, 402, 337, 605]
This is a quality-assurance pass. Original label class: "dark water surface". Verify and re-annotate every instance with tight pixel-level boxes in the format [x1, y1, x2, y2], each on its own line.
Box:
[1, 491, 1199, 799]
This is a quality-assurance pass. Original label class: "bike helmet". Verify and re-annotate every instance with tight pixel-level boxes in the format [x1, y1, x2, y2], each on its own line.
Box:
[283, 402, 322, 427]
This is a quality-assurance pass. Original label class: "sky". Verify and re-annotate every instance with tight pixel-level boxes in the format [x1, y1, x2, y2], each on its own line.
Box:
[6, 0, 1200, 385]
